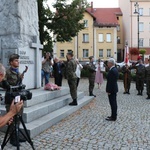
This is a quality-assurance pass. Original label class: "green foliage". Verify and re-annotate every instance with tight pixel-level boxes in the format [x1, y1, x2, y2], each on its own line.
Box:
[119, 72, 123, 80]
[49, 0, 88, 42]
[38, 0, 88, 53]
[131, 73, 136, 81]
[81, 67, 90, 77]
[139, 49, 146, 55]
[38, 0, 53, 53]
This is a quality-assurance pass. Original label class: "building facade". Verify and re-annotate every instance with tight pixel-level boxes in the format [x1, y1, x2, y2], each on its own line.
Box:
[119, 0, 150, 61]
[55, 5, 124, 62]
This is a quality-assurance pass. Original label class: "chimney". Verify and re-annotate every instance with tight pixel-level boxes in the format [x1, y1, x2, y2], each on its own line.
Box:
[91, 1, 93, 13]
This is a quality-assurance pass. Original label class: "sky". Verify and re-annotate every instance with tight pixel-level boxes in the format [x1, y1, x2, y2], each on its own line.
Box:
[47, 0, 119, 11]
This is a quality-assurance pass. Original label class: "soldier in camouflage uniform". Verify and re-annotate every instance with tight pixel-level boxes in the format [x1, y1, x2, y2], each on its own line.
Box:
[135, 59, 145, 95]
[145, 58, 150, 99]
[66, 52, 77, 106]
[122, 64, 131, 94]
[4, 54, 26, 146]
[88, 56, 96, 97]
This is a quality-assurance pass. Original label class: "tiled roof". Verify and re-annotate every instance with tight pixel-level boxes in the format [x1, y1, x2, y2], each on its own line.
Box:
[86, 8, 122, 27]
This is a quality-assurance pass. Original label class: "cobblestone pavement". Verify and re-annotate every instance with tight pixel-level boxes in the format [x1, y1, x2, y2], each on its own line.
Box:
[1, 79, 150, 150]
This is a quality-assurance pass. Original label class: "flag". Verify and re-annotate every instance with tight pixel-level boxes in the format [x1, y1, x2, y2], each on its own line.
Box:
[124, 44, 129, 65]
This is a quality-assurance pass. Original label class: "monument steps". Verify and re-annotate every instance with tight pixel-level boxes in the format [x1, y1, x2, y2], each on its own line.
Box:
[0, 87, 94, 138]
[23, 91, 84, 123]
[21, 96, 93, 138]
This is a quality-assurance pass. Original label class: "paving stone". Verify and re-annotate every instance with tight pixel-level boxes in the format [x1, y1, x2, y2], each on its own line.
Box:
[1, 79, 150, 149]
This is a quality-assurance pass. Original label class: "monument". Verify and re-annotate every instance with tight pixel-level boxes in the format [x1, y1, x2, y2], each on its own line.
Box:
[0, 0, 43, 89]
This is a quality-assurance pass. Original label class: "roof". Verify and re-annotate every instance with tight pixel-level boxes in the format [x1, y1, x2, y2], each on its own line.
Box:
[86, 8, 122, 27]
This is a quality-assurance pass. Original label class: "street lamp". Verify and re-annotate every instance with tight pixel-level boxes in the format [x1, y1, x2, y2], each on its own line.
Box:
[134, 2, 139, 50]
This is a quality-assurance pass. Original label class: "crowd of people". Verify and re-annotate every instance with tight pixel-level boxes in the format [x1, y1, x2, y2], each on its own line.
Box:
[41, 52, 106, 104]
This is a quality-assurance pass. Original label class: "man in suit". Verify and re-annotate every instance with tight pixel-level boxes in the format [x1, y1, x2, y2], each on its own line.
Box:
[106, 58, 118, 121]
[53, 57, 64, 86]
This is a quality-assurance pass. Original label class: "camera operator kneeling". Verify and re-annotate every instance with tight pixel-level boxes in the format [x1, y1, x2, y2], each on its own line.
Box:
[4, 54, 26, 147]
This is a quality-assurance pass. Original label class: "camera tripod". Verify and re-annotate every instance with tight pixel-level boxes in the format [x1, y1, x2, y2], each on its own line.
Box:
[1, 114, 35, 150]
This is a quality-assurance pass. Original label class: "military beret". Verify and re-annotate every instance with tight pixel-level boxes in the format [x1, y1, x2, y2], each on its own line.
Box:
[89, 56, 94, 60]
[9, 54, 20, 62]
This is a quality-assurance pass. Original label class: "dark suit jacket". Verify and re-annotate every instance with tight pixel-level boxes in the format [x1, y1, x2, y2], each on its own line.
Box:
[106, 66, 118, 94]
[53, 62, 64, 78]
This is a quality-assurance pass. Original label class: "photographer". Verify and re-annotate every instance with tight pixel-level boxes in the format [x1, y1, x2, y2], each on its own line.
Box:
[41, 52, 53, 86]
[0, 63, 23, 128]
[4, 54, 26, 146]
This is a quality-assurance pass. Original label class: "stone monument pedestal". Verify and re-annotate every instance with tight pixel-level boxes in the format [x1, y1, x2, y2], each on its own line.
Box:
[0, 0, 43, 89]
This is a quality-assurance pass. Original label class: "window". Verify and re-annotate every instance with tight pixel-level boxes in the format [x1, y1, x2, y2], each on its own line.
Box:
[139, 38, 144, 47]
[149, 8, 150, 16]
[117, 25, 120, 31]
[149, 23, 150, 31]
[107, 49, 111, 57]
[99, 49, 103, 57]
[98, 34, 104, 42]
[68, 49, 72, 53]
[106, 33, 111, 42]
[84, 20, 88, 28]
[60, 50, 64, 58]
[149, 39, 150, 46]
[117, 36, 121, 44]
[83, 49, 89, 58]
[83, 34, 89, 42]
[139, 8, 143, 16]
[139, 22, 144, 32]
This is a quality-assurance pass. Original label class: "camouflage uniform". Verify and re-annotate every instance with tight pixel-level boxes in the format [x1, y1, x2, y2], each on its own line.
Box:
[136, 64, 145, 95]
[88, 61, 96, 96]
[122, 65, 131, 94]
[145, 64, 150, 99]
[66, 58, 77, 101]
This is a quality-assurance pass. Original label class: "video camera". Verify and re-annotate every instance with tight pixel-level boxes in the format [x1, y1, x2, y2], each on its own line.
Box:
[2, 81, 32, 104]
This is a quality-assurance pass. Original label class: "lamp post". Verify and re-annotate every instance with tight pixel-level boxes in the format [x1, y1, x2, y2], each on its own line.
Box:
[134, 2, 139, 51]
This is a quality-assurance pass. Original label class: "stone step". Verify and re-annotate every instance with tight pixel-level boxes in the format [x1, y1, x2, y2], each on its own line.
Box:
[0, 92, 84, 123]
[21, 96, 94, 138]
[23, 92, 84, 123]
[24, 87, 70, 107]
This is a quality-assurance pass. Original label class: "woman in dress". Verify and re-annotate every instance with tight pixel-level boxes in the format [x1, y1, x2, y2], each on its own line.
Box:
[95, 58, 104, 89]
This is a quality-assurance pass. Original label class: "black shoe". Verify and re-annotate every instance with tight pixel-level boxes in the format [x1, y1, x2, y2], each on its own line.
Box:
[123, 92, 126, 94]
[106, 116, 112, 119]
[105, 117, 116, 121]
[10, 140, 20, 147]
[127, 92, 130, 94]
[89, 93, 96, 97]
[137, 93, 140, 95]
[146, 97, 150, 99]
[69, 101, 78, 106]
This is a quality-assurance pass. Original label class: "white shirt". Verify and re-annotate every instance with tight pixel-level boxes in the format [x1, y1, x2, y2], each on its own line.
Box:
[75, 64, 83, 78]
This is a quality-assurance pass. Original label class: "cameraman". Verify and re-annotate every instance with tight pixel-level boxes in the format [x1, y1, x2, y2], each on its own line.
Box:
[41, 52, 53, 86]
[4, 54, 26, 146]
[0, 63, 23, 128]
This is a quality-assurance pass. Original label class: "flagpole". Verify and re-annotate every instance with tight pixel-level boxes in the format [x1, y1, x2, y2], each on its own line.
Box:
[124, 41, 128, 93]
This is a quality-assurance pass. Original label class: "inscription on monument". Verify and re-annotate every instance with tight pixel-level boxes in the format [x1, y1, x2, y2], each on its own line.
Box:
[19, 50, 34, 64]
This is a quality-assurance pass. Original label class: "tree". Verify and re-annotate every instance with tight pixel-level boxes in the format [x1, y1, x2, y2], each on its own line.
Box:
[139, 49, 146, 61]
[48, 0, 87, 42]
[37, 0, 88, 53]
[38, 0, 53, 53]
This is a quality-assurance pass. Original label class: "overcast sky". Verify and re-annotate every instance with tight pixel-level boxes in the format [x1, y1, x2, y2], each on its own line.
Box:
[47, 0, 119, 11]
